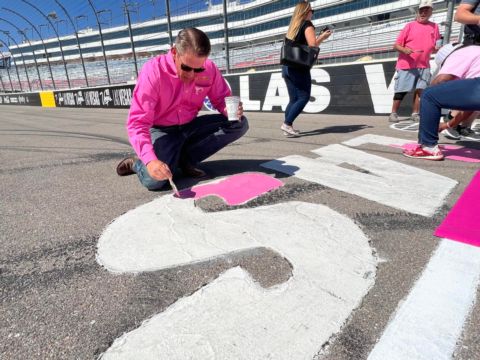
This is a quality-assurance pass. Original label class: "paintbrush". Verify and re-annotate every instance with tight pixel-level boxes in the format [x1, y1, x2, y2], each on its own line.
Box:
[168, 177, 180, 196]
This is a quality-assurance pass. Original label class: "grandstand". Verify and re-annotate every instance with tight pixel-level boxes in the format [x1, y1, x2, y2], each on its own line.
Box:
[0, 0, 461, 93]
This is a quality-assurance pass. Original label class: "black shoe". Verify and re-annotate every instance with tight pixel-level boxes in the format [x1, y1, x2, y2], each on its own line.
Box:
[116, 157, 137, 176]
[442, 126, 461, 140]
[458, 126, 480, 141]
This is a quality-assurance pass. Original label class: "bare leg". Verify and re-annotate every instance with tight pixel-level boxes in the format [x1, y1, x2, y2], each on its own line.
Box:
[413, 89, 422, 114]
[438, 111, 474, 132]
[391, 99, 402, 113]
[461, 111, 478, 128]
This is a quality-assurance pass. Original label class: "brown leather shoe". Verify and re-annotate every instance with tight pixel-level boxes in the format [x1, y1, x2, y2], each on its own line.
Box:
[180, 163, 207, 178]
[116, 156, 137, 176]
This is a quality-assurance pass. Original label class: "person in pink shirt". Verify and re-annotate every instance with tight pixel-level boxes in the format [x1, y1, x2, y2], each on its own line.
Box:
[388, 0, 441, 123]
[116, 28, 248, 191]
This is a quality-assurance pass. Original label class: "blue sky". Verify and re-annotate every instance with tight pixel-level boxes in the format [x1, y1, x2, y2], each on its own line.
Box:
[0, 0, 231, 45]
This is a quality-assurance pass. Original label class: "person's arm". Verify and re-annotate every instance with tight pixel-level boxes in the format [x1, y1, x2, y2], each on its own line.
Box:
[127, 61, 172, 181]
[207, 63, 246, 120]
[433, 24, 441, 52]
[394, 24, 413, 54]
[431, 73, 457, 86]
[435, 51, 468, 83]
[454, 3, 480, 24]
[394, 43, 414, 54]
[305, 26, 332, 47]
[439, 111, 475, 131]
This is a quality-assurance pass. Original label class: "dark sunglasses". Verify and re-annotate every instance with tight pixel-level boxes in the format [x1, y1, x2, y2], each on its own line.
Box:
[180, 63, 205, 73]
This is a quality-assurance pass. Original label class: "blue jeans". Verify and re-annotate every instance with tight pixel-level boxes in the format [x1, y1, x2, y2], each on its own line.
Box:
[133, 114, 249, 190]
[282, 65, 311, 126]
[419, 78, 480, 146]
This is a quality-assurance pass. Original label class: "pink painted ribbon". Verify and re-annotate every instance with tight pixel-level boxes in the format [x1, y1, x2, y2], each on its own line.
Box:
[177, 173, 283, 205]
[435, 171, 480, 247]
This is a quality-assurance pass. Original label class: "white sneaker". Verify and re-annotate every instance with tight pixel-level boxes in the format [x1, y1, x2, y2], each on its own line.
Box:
[411, 113, 420, 123]
[281, 123, 300, 136]
[388, 113, 399, 122]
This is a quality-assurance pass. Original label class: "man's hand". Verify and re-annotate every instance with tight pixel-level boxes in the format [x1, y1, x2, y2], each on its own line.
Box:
[431, 74, 456, 86]
[438, 121, 449, 132]
[146, 159, 172, 181]
[394, 43, 413, 55]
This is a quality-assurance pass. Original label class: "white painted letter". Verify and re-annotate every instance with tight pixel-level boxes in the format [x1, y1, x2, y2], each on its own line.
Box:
[369, 240, 480, 360]
[262, 72, 289, 111]
[364, 64, 395, 114]
[304, 68, 331, 113]
[239, 75, 261, 110]
[261, 144, 457, 217]
[97, 197, 376, 359]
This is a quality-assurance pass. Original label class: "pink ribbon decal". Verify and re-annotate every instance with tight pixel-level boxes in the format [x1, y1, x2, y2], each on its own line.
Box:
[435, 171, 480, 247]
[177, 173, 283, 205]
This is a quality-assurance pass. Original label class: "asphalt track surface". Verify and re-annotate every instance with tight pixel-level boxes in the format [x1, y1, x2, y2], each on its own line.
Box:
[1, 106, 479, 359]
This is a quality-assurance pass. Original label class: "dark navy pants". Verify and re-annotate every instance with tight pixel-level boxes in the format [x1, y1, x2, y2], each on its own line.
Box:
[418, 78, 480, 146]
[133, 114, 249, 190]
[282, 65, 311, 126]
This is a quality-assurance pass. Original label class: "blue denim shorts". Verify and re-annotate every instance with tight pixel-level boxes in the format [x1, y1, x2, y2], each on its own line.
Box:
[394, 68, 432, 93]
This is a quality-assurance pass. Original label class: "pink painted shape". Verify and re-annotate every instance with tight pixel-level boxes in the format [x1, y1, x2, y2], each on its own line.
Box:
[391, 143, 480, 163]
[177, 173, 283, 205]
[434, 171, 480, 247]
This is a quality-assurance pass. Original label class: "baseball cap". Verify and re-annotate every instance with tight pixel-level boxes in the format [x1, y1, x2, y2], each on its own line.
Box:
[418, 0, 433, 8]
[434, 43, 463, 66]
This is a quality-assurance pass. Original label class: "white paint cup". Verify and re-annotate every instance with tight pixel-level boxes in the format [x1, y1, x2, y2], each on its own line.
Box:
[225, 96, 240, 121]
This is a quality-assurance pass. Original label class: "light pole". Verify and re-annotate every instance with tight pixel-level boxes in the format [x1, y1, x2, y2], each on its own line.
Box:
[222, 0, 230, 73]
[86, 0, 111, 84]
[165, 0, 173, 46]
[0, 39, 24, 92]
[55, 19, 66, 34]
[97, 9, 112, 27]
[444, 0, 455, 43]
[0, 67, 5, 92]
[2, 7, 56, 89]
[20, 1, 71, 89]
[21, 27, 32, 41]
[0, 17, 44, 90]
[123, 1, 139, 78]
[0, 29, 31, 91]
[39, 24, 49, 38]
[74, 14, 88, 31]
[150, 0, 157, 19]
[0, 44, 14, 91]
[55, 1, 89, 87]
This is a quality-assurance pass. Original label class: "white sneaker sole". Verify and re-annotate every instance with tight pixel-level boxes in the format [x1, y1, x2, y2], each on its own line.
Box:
[460, 135, 480, 141]
[282, 131, 300, 137]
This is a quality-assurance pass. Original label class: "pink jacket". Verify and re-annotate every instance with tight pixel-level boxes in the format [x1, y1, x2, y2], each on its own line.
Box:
[127, 50, 231, 165]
